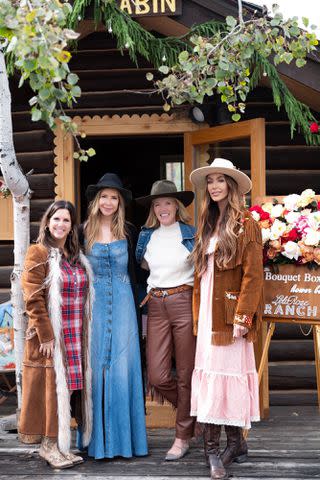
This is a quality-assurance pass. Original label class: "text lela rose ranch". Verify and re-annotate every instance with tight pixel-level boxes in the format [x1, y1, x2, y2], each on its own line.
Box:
[263, 266, 320, 320]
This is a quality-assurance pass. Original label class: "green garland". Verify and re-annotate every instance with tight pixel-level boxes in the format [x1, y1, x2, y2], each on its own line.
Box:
[251, 54, 319, 145]
[68, 0, 226, 68]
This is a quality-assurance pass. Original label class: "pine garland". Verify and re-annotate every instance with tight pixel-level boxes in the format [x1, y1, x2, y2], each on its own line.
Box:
[68, 0, 226, 67]
[251, 53, 319, 145]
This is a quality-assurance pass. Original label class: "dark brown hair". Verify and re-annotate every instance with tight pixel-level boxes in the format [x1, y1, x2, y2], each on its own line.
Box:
[192, 175, 245, 274]
[37, 200, 80, 263]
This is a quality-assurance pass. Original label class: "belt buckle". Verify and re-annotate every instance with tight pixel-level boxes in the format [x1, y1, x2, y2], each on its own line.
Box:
[162, 290, 168, 297]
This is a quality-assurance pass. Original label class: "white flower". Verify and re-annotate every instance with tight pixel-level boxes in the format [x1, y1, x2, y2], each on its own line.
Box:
[271, 204, 284, 218]
[261, 228, 271, 244]
[261, 202, 273, 214]
[283, 194, 300, 212]
[284, 211, 301, 225]
[251, 210, 260, 222]
[282, 241, 301, 260]
[309, 211, 320, 230]
[304, 228, 320, 246]
[270, 219, 287, 240]
[297, 189, 316, 208]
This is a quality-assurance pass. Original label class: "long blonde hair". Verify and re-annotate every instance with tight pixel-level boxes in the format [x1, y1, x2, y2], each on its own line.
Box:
[193, 175, 245, 274]
[144, 198, 191, 228]
[84, 189, 126, 251]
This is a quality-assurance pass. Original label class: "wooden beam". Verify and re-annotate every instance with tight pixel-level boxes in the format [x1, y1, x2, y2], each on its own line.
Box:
[137, 16, 188, 36]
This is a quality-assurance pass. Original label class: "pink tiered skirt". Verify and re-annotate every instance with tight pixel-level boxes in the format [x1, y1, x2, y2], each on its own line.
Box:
[190, 254, 260, 429]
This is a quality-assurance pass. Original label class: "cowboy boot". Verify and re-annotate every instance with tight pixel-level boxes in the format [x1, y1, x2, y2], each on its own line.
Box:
[62, 451, 84, 465]
[220, 426, 248, 467]
[39, 437, 74, 469]
[204, 424, 227, 479]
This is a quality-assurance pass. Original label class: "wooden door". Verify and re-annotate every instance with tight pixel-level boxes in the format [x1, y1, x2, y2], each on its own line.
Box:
[183, 118, 269, 418]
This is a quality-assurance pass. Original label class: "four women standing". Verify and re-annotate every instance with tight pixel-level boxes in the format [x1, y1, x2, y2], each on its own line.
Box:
[19, 163, 264, 474]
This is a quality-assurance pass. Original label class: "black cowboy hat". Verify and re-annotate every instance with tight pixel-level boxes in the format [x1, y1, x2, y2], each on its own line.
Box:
[135, 180, 194, 207]
[86, 173, 132, 204]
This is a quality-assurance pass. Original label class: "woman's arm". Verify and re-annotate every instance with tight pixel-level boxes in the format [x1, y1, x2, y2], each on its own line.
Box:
[22, 244, 54, 344]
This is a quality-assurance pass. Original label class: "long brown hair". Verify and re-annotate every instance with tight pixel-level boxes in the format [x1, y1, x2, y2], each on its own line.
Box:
[193, 175, 245, 274]
[37, 200, 80, 263]
[84, 188, 126, 252]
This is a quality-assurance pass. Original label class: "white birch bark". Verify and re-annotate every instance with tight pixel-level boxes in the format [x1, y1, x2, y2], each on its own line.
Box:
[0, 50, 31, 410]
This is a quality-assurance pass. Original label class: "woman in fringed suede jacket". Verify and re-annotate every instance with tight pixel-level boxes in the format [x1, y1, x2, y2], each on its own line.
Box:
[189, 158, 264, 480]
[19, 200, 94, 470]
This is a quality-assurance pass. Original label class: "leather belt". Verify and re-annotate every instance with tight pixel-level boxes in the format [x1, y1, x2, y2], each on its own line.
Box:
[140, 284, 193, 307]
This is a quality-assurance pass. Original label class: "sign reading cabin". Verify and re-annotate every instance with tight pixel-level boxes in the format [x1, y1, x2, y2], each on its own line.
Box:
[264, 265, 320, 321]
[117, 0, 182, 17]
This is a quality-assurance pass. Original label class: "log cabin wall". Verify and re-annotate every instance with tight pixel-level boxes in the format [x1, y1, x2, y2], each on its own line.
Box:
[1, 30, 320, 405]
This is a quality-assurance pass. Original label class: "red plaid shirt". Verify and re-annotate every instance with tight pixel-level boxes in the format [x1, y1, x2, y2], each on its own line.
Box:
[61, 259, 88, 391]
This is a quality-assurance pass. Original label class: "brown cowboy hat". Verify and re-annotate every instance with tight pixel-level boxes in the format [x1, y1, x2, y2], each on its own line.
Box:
[135, 180, 194, 207]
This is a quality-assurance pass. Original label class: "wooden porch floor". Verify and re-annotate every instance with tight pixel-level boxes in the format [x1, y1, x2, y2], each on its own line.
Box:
[0, 405, 319, 479]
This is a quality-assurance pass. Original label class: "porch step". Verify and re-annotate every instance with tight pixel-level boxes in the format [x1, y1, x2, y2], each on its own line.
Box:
[270, 389, 318, 406]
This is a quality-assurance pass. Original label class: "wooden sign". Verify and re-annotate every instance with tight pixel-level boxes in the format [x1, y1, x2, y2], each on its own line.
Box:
[264, 264, 320, 321]
[117, 0, 182, 17]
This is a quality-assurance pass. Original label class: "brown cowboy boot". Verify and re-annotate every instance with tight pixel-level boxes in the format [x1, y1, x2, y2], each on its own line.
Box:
[220, 426, 248, 467]
[39, 437, 74, 469]
[204, 424, 227, 479]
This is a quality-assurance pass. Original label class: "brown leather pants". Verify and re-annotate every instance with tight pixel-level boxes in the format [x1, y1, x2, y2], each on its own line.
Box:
[147, 289, 196, 439]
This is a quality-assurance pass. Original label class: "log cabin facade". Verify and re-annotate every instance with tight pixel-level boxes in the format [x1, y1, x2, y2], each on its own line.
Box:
[1, 0, 320, 414]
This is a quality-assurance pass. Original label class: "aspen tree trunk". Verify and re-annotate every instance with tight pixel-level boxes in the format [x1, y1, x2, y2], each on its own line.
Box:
[0, 50, 31, 411]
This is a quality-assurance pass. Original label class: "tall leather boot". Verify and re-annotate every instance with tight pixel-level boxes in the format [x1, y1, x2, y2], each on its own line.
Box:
[221, 426, 248, 467]
[204, 424, 227, 479]
[39, 437, 73, 469]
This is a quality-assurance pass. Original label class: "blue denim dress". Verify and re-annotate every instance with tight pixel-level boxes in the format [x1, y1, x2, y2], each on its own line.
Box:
[86, 240, 148, 459]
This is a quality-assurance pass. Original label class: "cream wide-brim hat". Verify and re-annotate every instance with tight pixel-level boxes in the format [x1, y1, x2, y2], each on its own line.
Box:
[190, 158, 252, 195]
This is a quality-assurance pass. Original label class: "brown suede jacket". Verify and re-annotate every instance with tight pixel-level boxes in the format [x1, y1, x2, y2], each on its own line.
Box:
[192, 212, 264, 346]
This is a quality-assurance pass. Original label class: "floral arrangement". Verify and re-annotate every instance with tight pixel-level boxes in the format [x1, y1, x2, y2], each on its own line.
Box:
[0, 179, 10, 199]
[250, 189, 320, 266]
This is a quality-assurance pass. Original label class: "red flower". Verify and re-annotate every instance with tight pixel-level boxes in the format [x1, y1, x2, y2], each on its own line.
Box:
[310, 122, 319, 133]
[260, 211, 271, 221]
[281, 228, 300, 244]
[317, 201, 320, 211]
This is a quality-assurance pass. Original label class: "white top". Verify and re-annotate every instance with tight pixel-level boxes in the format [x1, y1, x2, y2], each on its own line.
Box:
[144, 222, 194, 291]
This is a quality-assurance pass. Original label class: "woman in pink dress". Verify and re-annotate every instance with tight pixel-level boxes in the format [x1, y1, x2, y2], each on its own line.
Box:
[190, 158, 264, 480]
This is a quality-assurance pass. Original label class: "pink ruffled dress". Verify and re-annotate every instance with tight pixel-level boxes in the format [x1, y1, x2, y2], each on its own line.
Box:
[190, 238, 260, 429]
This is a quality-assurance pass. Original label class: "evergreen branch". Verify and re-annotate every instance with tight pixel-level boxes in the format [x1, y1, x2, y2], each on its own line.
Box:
[254, 53, 319, 145]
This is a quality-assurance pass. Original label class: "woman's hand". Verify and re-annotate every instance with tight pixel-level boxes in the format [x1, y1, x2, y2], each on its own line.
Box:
[39, 340, 54, 358]
[233, 324, 249, 338]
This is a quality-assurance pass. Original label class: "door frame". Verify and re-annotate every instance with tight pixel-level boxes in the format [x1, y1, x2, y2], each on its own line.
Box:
[184, 118, 266, 223]
[53, 112, 204, 204]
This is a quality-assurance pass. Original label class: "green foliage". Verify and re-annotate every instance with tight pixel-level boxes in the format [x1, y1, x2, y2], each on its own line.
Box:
[0, 0, 95, 160]
[153, 5, 319, 142]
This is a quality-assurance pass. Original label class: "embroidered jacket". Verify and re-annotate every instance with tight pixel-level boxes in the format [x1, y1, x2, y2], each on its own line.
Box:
[192, 212, 264, 346]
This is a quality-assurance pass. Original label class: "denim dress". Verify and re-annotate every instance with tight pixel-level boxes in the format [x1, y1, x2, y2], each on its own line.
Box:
[86, 240, 148, 459]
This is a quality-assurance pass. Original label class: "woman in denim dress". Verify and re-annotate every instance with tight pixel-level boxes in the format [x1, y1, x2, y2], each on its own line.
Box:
[80, 173, 148, 459]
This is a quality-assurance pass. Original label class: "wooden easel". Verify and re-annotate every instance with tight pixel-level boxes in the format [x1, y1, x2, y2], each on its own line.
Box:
[258, 318, 320, 409]
[244, 318, 320, 439]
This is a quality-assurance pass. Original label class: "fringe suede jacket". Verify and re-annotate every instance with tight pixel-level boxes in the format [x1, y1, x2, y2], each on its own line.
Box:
[193, 212, 264, 346]
[19, 244, 94, 454]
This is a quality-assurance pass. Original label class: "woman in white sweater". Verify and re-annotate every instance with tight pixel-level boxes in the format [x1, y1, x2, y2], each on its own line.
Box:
[136, 180, 196, 461]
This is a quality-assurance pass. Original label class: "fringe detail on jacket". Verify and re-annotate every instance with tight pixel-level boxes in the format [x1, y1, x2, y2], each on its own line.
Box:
[46, 249, 70, 454]
[45, 249, 94, 453]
